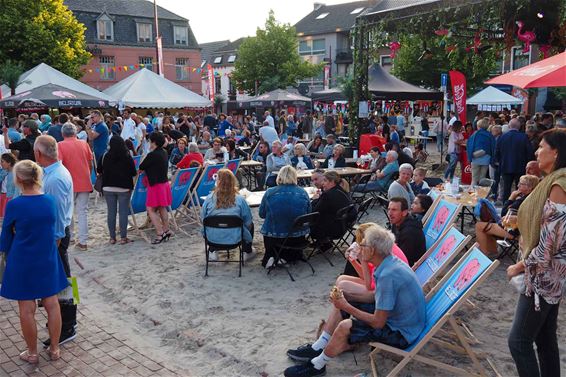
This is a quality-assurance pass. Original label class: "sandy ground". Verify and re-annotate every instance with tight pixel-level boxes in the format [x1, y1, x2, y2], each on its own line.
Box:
[66, 148, 565, 377]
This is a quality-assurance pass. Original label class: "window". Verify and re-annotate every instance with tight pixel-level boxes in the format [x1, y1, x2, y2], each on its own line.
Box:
[215, 75, 222, 94]
[227, 55, 236, 63]
[511, 46, 530, 71]
[139, 56, 153, 70]
[350, 7, 364, 14]
[176, 58, 189, 80]
[213, 56, 222, 64]
[97, 17, 113, 41]
[299, 39, 325, 55]
[137, 23, 152, 43]
[99, 56, 115, 80]
[174, 26, 188, 45]
[316, 12, 329, 19]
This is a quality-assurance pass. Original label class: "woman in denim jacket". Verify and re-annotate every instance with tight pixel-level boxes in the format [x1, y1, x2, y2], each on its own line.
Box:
[259, 166, 311, 268]
[201, 169, 256, 262]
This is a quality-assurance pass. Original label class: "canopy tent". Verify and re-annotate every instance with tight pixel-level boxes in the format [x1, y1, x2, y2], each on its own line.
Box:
[103, 68, 211, 108]
[486, 51, 566, 89]
[0, 83, 110, 109]
[242, 89, 312, 107]
[368, 64, 443, 100]
[467, 86, 523, 105]
[0, 63, 113, 102]
[311, 88, 347, 102]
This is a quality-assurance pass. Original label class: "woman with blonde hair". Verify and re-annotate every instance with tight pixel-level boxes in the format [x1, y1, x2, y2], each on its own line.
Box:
[0, 160, 69, 363]
[201, 169, 255, 262]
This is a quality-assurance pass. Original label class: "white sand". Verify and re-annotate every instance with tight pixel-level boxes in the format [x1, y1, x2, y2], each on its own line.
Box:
[70, 196, 566, 377]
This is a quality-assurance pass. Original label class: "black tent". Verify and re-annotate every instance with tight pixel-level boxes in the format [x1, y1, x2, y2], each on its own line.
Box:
[368, 64, 443, 100]
[311, 88, 347, 102]
[0, 83, 110, 109]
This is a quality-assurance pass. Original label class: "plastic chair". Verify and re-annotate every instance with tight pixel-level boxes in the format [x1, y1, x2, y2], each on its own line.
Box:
[203, 215, 245, 277]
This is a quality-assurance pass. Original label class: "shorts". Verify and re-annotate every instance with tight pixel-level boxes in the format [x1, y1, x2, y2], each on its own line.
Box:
[341, 302, 409, 349]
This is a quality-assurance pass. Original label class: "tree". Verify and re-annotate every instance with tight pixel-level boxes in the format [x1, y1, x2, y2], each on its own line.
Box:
[0, 0, 91, 79]
[232, 11, 322, 96]
[391, 34, 498, 93]
[0, 60, 25, 96]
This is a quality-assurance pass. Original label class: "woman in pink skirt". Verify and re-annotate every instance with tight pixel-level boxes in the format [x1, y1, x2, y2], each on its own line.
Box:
[139, 132, 172, 244]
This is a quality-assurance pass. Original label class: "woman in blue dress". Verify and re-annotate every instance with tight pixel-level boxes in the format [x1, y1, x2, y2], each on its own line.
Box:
[0, 160, 69, 364]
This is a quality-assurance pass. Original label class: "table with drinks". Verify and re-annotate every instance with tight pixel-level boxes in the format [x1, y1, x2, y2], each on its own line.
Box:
[431, 184, 491, 232]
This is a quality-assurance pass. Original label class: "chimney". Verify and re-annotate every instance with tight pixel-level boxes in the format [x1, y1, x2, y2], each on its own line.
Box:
[314, 2, 324, 11]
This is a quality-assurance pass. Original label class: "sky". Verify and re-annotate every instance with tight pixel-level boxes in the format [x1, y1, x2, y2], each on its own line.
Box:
[158, 0, 352, 44]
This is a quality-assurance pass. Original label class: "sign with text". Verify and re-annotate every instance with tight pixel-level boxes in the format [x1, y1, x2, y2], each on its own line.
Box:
[449, 71, 466, 125]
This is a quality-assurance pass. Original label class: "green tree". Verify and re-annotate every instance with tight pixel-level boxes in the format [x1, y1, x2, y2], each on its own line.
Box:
[0, 0, 90, 79]
[232, 11, 322, 96]
[391, 34, 498, 93]
[0, 60, 25, 95]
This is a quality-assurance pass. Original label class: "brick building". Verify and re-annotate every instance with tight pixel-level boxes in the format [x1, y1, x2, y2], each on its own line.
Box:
[65, 0, 201, 93]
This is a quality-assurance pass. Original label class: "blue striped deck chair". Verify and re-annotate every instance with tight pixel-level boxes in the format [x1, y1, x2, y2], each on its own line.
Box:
[191, 162, 224, 212]
[422, 197, 462, 249]
[128, 172, 150, 243]
[411, 226, 471, 292]
[225, 158, 242, 176]
[170, 167, 200, 227]
[369, 245, 500, 377]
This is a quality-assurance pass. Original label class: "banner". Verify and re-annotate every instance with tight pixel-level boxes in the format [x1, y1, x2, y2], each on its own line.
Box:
[449, 70, 466, 125]
[170, 167, 199, 211]
[156, 37, 164, 76]
[207, 64, 215, 101]
[323, 65, 330, 90]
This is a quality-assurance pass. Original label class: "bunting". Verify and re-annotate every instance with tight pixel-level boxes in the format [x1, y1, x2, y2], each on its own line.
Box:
[86, 62, 235, 77]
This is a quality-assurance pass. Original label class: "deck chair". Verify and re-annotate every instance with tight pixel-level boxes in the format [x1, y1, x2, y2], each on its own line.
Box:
[369, 245, 500, 377]
[182, 163, 224, 223]
[411, 226, 471, 292]
[203, 215, 245, 277]
[128, 172, 150, 243]
[132, 155, 142, 170]
[422, 197, 462, 249]
[169, 167, 200, 230]
[268, 212, 320, 282]
[421, 194, 441, 224]
[225, 158, 243, 176]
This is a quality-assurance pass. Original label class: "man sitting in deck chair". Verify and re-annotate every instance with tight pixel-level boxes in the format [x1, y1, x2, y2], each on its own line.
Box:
[284, 225, 426, 377]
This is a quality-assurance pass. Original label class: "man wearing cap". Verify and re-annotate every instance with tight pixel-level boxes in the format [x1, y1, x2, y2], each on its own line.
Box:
[3, 119, 40, 161]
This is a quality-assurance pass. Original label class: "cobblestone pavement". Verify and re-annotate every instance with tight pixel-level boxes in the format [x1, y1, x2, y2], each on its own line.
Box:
[0, 299, 186, 376]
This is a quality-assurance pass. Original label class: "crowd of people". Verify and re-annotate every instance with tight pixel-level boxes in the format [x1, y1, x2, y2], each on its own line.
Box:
[0, 105, 564, 377]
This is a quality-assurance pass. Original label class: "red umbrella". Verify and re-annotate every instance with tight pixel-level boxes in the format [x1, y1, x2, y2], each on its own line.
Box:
[486, 51, 566, 88]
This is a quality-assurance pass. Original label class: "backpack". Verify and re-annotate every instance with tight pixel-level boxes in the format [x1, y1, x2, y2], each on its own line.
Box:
[474, 198, 500, 223]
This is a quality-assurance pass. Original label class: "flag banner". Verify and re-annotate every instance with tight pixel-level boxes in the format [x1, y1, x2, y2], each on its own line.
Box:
[449, 70, 467, 124]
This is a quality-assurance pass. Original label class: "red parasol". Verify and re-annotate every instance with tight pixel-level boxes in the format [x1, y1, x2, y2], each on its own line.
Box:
[485, 51, 565, 89]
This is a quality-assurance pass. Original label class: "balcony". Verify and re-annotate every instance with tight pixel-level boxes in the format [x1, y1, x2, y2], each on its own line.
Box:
[335, 49, 353, 64]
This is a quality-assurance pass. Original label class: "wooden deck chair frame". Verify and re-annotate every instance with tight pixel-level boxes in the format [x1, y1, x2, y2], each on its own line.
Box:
[421, 195, 441, 224]
[128, 172, 151, 243]
[369, 245, 500, 377]
[422, 196, 462, 249]
[180, 163, 225, 224]
[168, 167, 200, 234]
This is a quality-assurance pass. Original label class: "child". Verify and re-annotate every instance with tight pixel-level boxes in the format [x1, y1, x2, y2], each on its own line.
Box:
[414, 143, 429, 164]
[410, 167, 431, 195]
[0, 153, 19, 217]
[411, 194, 434, 222]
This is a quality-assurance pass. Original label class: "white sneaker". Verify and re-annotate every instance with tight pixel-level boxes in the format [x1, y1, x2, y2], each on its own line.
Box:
[243, 249, 257, 262]
[265, 257, 275, 269]
[209, 251, 218, 261]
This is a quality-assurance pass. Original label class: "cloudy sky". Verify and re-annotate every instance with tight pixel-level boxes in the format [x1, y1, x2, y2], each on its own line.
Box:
[158, 0, 350, 44]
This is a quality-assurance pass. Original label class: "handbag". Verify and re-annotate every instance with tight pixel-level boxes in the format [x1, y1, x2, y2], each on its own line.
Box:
[509, 274, 526, 294]
[94, 175, 104, 193]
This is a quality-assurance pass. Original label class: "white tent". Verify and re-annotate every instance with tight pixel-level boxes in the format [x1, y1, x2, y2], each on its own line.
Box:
[103, 68, 211, 108]
[0, 63, 113, 101]
[467, 86, 523, 105]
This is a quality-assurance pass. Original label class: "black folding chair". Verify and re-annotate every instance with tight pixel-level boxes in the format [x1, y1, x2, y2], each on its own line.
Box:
[351, 174, 372, 204]
[345, 198, 373, 243]
[203, 215, 245, 277]
[496, 238, 519, 262]
[269, 212, 320, 281]
[374, 194, 391, 229]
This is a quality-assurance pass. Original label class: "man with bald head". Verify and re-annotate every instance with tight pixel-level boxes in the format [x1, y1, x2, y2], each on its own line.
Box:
[495, 118, 534, 201]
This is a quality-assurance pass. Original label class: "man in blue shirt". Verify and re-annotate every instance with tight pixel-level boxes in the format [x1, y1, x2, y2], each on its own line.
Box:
[34, 135, 77, 346]
[86, 110, 109, 164]
[6, 118, 22, 142]
[285, 224, 426, 377]
[47, 113, 67, 142]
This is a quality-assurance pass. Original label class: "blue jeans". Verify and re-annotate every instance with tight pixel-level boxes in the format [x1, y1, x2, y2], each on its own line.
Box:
[444, 152, 458, 180]
[420, 130, 429, 150]
[436, 133, 444, 153]
[104, 190, 132, 239]
[508, 294, 560, 377]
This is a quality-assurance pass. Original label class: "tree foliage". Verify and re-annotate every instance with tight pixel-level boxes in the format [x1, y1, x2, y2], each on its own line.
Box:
[391, 34, 498, 93]
[232, 11, 322, 96]
[0, 60, 25, 95]
[0, 0, 91, 79]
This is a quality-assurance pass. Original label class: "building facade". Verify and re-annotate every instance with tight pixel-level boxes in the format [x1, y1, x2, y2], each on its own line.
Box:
[65, 0, 201, 93]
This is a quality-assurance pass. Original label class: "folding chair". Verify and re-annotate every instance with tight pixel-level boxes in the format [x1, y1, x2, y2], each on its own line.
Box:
[333, 203, 358, 251]
[268, 212, 320, 282]
[496, 237, 519, 262]
[369, 245, 500, 377]
[225, 158, 243, 176]
[373, 194, 391, 229]
[422, 197, 462, 249]
[203, 215, 245, 277]
[345, 198, 373, 242]
[351, 174, 372, 204]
